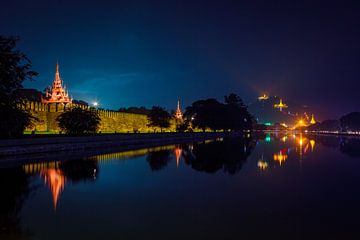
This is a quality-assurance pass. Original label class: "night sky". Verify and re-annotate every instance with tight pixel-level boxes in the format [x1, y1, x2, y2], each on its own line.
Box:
[1, 0, 359, 119]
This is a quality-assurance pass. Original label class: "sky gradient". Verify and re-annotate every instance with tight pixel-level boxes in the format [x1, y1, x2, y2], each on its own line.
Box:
[1, 0, 359, 119]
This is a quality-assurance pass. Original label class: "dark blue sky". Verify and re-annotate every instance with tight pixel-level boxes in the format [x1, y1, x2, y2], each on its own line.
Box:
[1, 0, 359, 119]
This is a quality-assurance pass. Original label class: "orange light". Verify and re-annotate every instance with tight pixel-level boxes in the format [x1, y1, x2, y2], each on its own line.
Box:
[174, 147, 182, 167]
[40, 168, 65, 210]
[273, 152, 288, 165]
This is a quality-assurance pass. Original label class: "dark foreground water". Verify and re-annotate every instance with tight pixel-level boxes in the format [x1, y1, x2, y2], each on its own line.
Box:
[1, 133, 360, 240]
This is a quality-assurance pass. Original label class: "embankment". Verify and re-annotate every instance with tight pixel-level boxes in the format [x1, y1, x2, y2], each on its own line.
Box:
[0, 132, 238, 158]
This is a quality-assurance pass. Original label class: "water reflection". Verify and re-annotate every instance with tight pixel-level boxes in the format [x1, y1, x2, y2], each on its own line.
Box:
[182, 138, 255, 175]
[22, 159, 99, 211]
[340, 138, 360, 158]
[0, 167, 34, 238]
[146, 150, 172, 171]
[1, 134, 360, 240]
[174, 146, 182, 168]
[40, 169, 65, 210]
[273, 149, 288, 166]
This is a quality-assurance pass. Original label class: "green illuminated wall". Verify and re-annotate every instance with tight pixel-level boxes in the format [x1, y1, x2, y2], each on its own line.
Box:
[25, 101, 176, 133]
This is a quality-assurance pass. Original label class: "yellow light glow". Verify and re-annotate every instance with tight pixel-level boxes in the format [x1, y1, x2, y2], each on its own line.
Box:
[257, 161, 268, 170]
[310, 139, 315, 152]
[258, 94, 269, 100]
[310, 114, 316, 124]
[274, 99, 288, 111]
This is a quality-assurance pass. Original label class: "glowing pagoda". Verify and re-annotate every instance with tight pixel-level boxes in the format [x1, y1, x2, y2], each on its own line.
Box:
[274, 98, 288, 111]
[175, 99, 183, 120]
[310, 114, 316, 124]
[42, 63, 72, 104]
[258, 94, 269, 101]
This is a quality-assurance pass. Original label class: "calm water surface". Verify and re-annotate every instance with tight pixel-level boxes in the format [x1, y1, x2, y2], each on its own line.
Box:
[1, 134, 360, 240]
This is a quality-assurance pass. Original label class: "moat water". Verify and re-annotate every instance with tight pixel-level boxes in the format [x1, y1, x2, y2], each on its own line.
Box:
[1, 133, 360, 240]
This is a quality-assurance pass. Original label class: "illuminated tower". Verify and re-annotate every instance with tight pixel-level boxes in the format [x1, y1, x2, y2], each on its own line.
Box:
[42, 62, 72, 104]
[274, 99, 288, 112]
[258, 94, 269, 101]
[310, 114, 316, 124]
[175, 99, 183, 120]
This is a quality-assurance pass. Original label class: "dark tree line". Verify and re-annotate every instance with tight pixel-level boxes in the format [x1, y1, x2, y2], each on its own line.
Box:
[145, 137, 255, 174]
[185, 93, 254, 132]
[147, 106, 172, 132]
[307, 112, 360, 132]
[0, 36, 38, 138]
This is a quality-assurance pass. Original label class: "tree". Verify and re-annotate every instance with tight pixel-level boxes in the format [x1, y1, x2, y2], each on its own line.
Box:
[147, 106, 171, 132]
[184, 95, 254, 132]
[56, 107, 101, 135]
[185, 98, 224, 131]
[176, 119, 191, 132]
[340, 112, 360, 132]
[146, 150, 172, 171]
[223, 93, 254, 131]
[182, 137, 255, 175]
[0, 36, 38, 138]
[224, 93, 245, 107]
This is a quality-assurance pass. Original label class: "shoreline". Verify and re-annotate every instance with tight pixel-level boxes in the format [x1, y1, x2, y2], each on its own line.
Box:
[0, 132, 240, 159]
[256, 130, 360, 137]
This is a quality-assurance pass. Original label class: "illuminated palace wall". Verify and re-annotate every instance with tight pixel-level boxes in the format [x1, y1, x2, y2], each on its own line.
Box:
[24, 101, 175, 133]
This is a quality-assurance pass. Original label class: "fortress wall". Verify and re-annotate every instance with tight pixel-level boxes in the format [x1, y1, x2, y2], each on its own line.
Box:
[25, 101, 176, 133]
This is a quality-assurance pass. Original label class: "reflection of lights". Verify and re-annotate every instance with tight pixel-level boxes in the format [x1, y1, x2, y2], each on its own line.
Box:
[281, 136, 287, 142]
[273, 151, 288, 165]
[93, 169, 97, 180]
[265, 134, 271, 142]
[310, 140, 315, 152]
[40, 168, 65, 210]
[257, 161, 268, 170]
[174, 147, 182, 168]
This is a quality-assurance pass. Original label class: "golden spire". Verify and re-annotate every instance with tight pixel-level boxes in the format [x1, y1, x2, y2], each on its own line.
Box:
[310, 114, 316, 124]
[274, 98, 288, 111]
[175, 99, 183, 120]
[42, 62, 72, 104]
[56, 61, 59, 74]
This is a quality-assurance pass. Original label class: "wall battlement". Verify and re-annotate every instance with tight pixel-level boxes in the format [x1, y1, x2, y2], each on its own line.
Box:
[25, 101, 174, 133]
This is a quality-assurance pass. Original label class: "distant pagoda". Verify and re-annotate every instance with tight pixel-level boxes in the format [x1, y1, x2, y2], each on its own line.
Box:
[42, 62, 72, 104]
[310, 114, 316, 124]
[175, 99, 183, 120]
